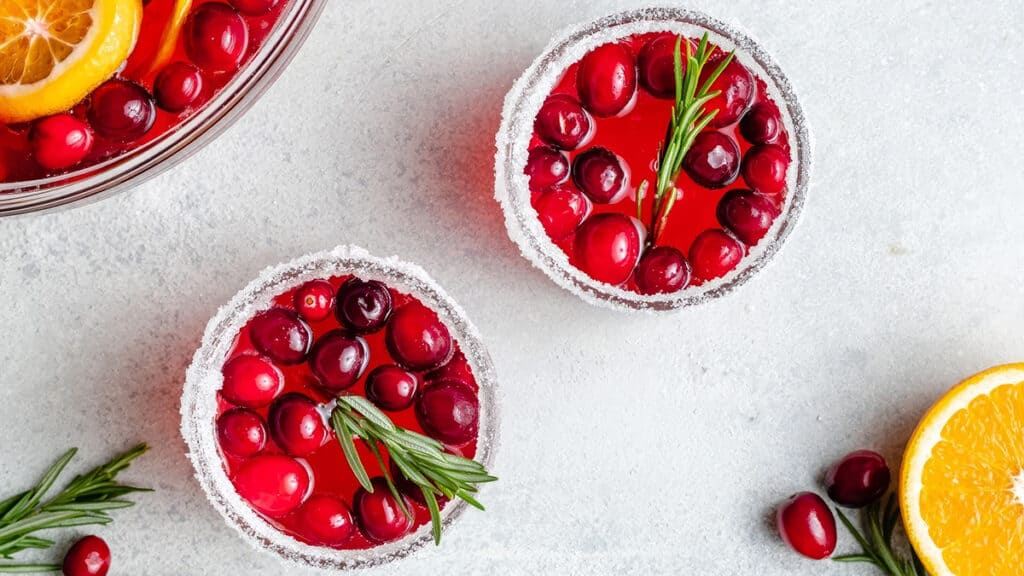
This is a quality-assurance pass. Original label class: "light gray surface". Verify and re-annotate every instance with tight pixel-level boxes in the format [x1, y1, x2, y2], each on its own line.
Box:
[1, 0, 1022, 574]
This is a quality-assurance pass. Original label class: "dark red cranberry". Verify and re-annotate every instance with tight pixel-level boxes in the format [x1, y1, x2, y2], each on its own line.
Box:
[154, 62, 205, 112]
[268, 393, 327, 457]
[682, 131, 740, 189]
[366, 365, 420, 411]
[249, 308, 312, 365]
[62, 535, 110, 576]
[86, 80, 155, 141]
[294, 280, 335, 322]
[234, 454, 310, 517]
[576, 43, 637, 117]
[717, 190, 780, 246]
[308, 331, 369, 393]
[389, 459, 449, 507]
[186, 3, 250, 72]
[777, 492, 837, 560]
[525, 146, 569, 191]
[386, 303, 453, 371]
[335, 278, 393, 334]
[572, 147, 629, 204]
[739, 103, 781, 144]
[635, 246, 691, 294]
[354, 477, 413, 543]
[30, 115, 94, 170]
[534, 94, 592, 150]
[534, 187, 590, 240]
[742, 144, 790, 194]
[217, 408, 267, 457]
[572, 213, 643, 286]
[638, 34, 693, 99]
[294, 495, 355, 547]
[689, 229, 743, 281]
[220, 354, 283, 407]
[700, 55, 754, 128]
[416, 380, 479, 445]
[825, 450, 891, 508]
[230, 0, 278, 15]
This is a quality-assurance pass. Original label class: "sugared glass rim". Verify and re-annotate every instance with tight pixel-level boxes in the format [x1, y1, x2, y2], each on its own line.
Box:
[180, 246, 500, 571]
[494, 7, 813, 312]
[0, 0, 328, 217]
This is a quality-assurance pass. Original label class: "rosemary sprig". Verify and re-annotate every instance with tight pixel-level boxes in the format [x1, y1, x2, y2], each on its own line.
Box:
[330, 397, 496, 545]
[639, 34, 735, 246]
[0, 444, 150, 573]
[834, 493, 928, 575]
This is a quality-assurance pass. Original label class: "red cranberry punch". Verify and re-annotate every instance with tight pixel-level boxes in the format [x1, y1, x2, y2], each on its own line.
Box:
[496, 8, 811, 311]
[182, 247, 499, 570]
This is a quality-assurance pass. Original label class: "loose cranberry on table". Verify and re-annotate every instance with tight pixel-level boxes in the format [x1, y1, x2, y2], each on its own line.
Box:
[268, 393, 327, 457]
[220, 354, 283, 408]
[776, 492, 837, 560]
[386, 302, 453, 371]
[309, 331, 369, 393]
[62, 535, 110, 576]
[634, 246, 691, 295]
[354, 478, 413, 543]
[576, 43, 637, 117]
[234, 454, 311, 518]
[294, 280, 336, 322]
[217, 408, 267, 457]
[87, 80, 157, 142]
[366, 365, 420, 411]
[294, 495, 355, 547]
[186, 3, 250, 73]
[336, 279, 393, 334]
[416, 380, 479, 446]
[700, 54, 754, 128]
[534, 94, 592, 150]
[534, 187, 590, 241]
[572, 147, 629, 204]
[682, 131, 740, 189]
[742, 144, 790, 195]
[825, 450, 891, 508]
[30, 115, 94, 171]
[717, 189, 780, 246]
[249, 308, 312, 365]
[689, 229, 743, 282]
[572, 213, 642, 286]
[525, 146, 570, 191]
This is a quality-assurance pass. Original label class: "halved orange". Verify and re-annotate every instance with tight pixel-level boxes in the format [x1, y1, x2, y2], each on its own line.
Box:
[901, 363, 1024, 576]
[0, 0, 143, 123]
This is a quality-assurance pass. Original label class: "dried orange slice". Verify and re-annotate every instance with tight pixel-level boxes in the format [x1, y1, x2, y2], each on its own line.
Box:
[0, 0, 142, 123]
[901, 363, 1024, 576]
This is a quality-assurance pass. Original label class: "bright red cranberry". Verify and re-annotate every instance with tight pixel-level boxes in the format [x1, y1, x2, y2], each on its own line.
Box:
[700, 55, 754, 128]
[682, 131, 740, 189]
[534, 94, 592, 150]
[416, 380, 479, 445]
[294, 280, 335, 322]
[154, 62, 205, 112]
[638, 34, 693, 99]
[739, 103, 781, 144]
[576, 43, 637, 117]
[62, 535, 110, 576]
[825, 450, 891, 508]
[186, 3, 250, 73]
[386, 303, 453, 371]
[335, 278, 393, 334]
[572, 213, 643, 286]
[230, 0, 278, 15]
[269, 393, 327, 456]
[777, 492, 837, 560]
[366, 365, 420, 411]
[572, 147, 629, 204]
[87, 80, 156, 141]
[309, 331, 369, 393]
[635, 246, 691, 295]
[217, 408, 267, 457]
[354, 477, 413, 543]
[525, 146, 569, 191]
[689, 229, 743, 281]
[234, 454, 310, 517]
[221, 354, 283, 407]
[534, 187, 590, 240]
[742, 144, 790, 195]
[249, 308, 312, 365]
[30, 115, 94, 170]
[717, 190, 780, 246]
[294, 495, 355, 547]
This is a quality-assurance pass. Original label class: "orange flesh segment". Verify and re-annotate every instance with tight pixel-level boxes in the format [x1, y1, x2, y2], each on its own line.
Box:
[0, 0, 95, 85]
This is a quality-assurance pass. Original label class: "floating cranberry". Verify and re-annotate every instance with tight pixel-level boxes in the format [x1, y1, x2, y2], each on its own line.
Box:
[682, 131, 740, 189]
[230, 0, 278, 15]
[742, 144, 790, 195]
[717, 190, 780, 246]
[220, 354, 283, 407]
[525, 146, 569, 191]
[572, 147, 628, 204]
[269, 393, 327, 457]
[366, 365, 420, 411]
[62, 535, 110, 576]
[249, 308, 312, 365]
[335, 278, 393, 334]
[825, 450, 891, 508]
[416, 380, 480, 445]
[534, 187, 590, 240]
[87, 80, 156, 142]
[638, 34, 693, 99]
[354, 477, 413, 543]
[309, 331, 369, 393]
[576, 43, 637, 117]
[572, 213, 643, 286]
[386, 303, 453, 371]
[689, 229, 743, 281]
[294, 495, 355, 547]
[154, 62, 205, 112]
[294, 280, 335, 322]
[186, 3, 250, 73]
[426, 350, 475, 388]
[739, 103, 781, 144]
[234, 454, 310, 517]
[700, 55, 754, 128]
[217, 408, 267, 457]
[30, 115, 94, 170]
[635, 246, 691, 295]
[534, 94, 592, 150]
[777, 492, 837, 560]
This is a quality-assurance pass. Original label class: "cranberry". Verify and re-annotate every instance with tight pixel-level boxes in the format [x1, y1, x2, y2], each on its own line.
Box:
[186, 3, 249, 72]
[62, 535, 110, 576]
[294, 280, 335, 322]
[217, 408, 267, 457]
[386, 303, 453, 371]
[534, 94, 592, 150]
[249, 308, 312, 365]
[309, 331, 369, 393]
[689, 229, 743, 281]
[525, 146, 569, 191]
[230, 0, 278, 15]
[572, 213, 643, 286]
[576, 43, 637, 117]
[268, 393, 327, 457]
[776, 492, 837, 560]
[220, 354, 283, 407]
[354, 477, 413, 543]
[234, 454, 310, 517]
[700, 55, 754, 128]
[825, 450, 891, 508]
[366, 365, 420, 411]
[739, 103, 781, 144]
[154, 62, 205, 112]
[30, 115, 94, 170]
[742, 144, 790, 195]
[415, 380, 479, 445]
[335, 278, 393, 334]
[534, 187, 590, 240]
[717, 190, 780, 246]
[294, 495, 355, 547]
[426, 350, 476, 388]
[572, 147, 629, 204]
[634, 246, 691, 295]
[638, 35, 693, 99]
[682, 131, 740, 189]
[87, 80, 156, 141]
